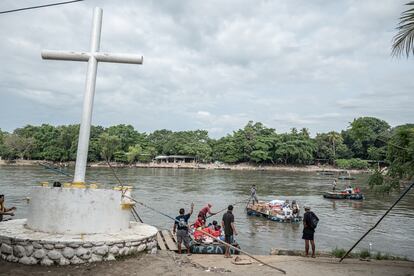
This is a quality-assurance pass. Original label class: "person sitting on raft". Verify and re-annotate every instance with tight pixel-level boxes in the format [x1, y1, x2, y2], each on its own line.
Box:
[345, 185, 353, 194]
[193, 218, 221, 241]
[193, 215, 205, 229]
[0, 194, 16, 222]
[198, 203, 217, 223]
[291, 200, 300, 218]
[208, 220, 219, 231]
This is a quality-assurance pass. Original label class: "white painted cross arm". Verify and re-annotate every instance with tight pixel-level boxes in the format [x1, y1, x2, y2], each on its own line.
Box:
[41, 50, 143, 64]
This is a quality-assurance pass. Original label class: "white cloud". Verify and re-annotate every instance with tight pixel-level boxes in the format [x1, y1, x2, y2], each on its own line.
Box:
[0, 0, 412, 137]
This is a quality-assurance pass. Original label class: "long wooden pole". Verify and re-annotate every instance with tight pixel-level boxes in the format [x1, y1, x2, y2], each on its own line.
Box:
[197, 228, 286, 274]
[204, 199, 249, 220]
[340, 181, 414, 262]
[123, 195, 286, 274]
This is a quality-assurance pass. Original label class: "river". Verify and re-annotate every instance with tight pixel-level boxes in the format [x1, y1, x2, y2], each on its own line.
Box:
[0, 165, 413, 259]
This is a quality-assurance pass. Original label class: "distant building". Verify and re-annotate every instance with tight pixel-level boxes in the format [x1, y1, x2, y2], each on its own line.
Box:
[153, 155, 197, 163]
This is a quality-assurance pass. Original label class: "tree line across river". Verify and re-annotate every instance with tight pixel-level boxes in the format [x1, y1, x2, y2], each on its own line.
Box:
[0, 117, 412, 171]
[1, 116, 412, 192]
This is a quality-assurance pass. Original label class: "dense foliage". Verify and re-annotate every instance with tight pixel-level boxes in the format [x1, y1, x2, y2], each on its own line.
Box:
[368, 124, 414, 193]
[0, 117, 411, 171]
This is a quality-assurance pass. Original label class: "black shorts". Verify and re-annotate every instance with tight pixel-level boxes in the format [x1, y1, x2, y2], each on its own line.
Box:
[302, 228, 315, 240]
[224, 234, 234, 244]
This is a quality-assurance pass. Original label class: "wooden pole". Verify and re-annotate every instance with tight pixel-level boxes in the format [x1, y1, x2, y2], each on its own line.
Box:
[123, 195, 286, 274]
[197, 228, 286, 274]
[340, 181, 414, 262]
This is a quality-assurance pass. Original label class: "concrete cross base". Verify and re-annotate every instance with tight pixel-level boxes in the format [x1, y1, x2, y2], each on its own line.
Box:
[0, 219, 158, 265]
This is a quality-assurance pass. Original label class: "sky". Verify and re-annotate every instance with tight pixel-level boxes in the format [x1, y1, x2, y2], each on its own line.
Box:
[0, 0, 413, 138]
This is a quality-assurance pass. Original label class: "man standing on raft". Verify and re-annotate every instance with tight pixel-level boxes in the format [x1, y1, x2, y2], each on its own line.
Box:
[198, 203, 217, 224]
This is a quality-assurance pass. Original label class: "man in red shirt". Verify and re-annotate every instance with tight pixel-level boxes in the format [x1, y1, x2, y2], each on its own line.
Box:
[198, 203, 217, 223]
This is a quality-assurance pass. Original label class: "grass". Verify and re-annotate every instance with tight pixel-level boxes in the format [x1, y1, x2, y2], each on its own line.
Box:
[359, 249, 371, 259]
[375, 252, 409, 261]
[331, 247, 346, 258]
[331, 248, 409, 261]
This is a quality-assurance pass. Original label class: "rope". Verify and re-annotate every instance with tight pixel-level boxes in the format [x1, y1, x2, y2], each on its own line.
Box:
[339, 181, 414, 262]
[132, 206, 143, 223]
[106, 160, 130, 197]
[122, 194, 286, 274]
[38, 162, 73, 177]
[203, 199, 250, 221]
[0, 0, 84, 14]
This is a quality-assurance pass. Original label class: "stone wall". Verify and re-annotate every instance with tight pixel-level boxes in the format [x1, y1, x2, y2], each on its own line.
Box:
[0, 236, 157, 265]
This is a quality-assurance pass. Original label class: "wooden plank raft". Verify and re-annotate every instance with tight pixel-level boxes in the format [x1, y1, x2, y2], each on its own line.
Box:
[157, 230, 179, 251]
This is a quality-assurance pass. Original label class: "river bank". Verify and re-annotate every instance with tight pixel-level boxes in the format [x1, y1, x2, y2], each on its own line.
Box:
[0, 159, 369, 174]
[1, 251, 413, 276]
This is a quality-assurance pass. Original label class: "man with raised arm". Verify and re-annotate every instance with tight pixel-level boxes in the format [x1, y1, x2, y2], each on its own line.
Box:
[173, 202, 194, 255]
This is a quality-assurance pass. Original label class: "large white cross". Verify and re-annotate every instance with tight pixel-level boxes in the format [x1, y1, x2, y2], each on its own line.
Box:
[42, 7, 143, 184]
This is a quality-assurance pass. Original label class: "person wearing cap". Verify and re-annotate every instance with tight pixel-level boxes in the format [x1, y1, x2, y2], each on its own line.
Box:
[173, 202, 194, 255]
[0, 195, 16, 222]
[302, 206, 319, 258]
[198, 203, 217, 223]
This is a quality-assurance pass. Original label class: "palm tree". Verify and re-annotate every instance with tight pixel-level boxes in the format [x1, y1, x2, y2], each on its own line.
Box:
[327, 131, 343, 160]
[392, 1, 414, 57]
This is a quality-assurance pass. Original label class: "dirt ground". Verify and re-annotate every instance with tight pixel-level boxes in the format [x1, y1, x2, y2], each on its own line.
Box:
[1, 251, 413, 276]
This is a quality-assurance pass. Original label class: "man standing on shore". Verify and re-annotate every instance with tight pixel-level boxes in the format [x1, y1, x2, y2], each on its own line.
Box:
[173, 202, 194, 255]
[222, 205, 237, 258]
[302, 206, 319, 258]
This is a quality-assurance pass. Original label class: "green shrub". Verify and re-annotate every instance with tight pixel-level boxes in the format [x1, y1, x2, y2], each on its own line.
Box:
[359, 249, 371, 259]
[335, 158, 369, 170]
[331, 247, 346, 258]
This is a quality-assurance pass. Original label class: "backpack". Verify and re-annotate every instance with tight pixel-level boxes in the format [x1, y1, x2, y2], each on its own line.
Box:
[309, 212, 319, 229]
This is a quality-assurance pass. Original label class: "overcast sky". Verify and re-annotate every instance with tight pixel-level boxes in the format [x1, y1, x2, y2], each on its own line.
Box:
[0, 0, 412, 137]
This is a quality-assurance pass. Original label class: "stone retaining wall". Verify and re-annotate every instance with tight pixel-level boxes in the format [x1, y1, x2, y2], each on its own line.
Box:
[0, 236, 157, 265]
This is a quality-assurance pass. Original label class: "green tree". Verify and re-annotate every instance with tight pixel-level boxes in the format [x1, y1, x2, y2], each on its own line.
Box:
[98, 133, 121, 162]
[369, 124, 414, 193]
[346, 117, 390, 159]
[106, 124, 146, 152]
[327, 131, 343, 160]
[4, 134, 35, 159]
[139, 146, 157, 163]
[126, 144, 142, 163]
[212, 135, 243, 163]
[392, 1, 414, 57]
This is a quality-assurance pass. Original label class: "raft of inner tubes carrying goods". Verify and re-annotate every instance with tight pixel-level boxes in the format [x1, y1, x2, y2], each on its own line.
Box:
[323, 191, 365, 200]
[246, 199, 302, 223]
[189, 240, 240, 254]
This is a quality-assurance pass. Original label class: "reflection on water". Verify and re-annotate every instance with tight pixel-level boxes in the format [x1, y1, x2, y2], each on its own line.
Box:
[0, 166, 413, 258]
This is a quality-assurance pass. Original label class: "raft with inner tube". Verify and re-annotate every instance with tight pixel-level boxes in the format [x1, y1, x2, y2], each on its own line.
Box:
[189, 240, 240, 254]
[246, 200, 302, 223]
[338, 175, 356, 180]
[323, 191, 364, 200]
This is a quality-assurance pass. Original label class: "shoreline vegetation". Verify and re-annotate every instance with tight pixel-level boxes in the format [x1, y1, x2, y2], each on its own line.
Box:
[0, 159, 369, 174]
[1, 117, 412, 191]
[271, 248, 409, 261]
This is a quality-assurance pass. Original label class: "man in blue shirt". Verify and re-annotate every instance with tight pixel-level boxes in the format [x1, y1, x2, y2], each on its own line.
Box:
[173, 202, 194, 255]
